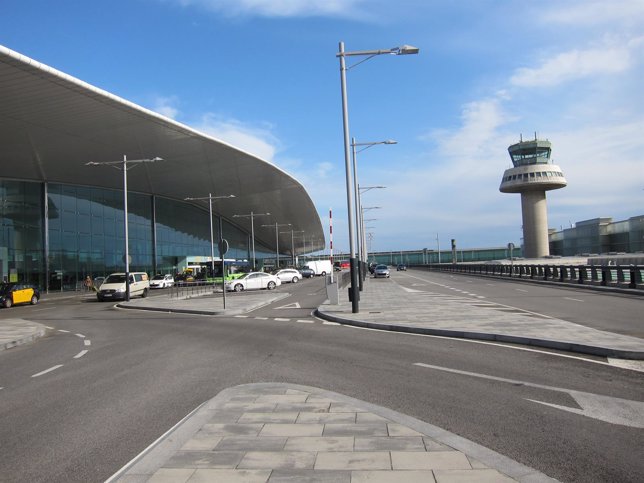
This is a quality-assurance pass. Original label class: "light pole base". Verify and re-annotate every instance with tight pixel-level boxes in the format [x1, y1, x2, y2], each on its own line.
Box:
[349, 257, 360, 313]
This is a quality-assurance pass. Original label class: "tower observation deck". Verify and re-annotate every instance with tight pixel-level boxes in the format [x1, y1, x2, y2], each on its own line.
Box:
[499, 137, 566, 258]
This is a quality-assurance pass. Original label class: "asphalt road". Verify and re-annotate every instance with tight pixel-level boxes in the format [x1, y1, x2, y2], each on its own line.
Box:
[0, 275, 642, 483]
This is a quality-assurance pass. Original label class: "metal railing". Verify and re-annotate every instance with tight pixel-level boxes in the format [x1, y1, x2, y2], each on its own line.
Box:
[168, 281, 220, 298]
[412, 263, 644, 291]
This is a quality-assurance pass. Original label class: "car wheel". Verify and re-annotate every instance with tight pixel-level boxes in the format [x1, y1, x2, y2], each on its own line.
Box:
[142, 288, 149, 298]
[321, 271, 326, 276]
[3, 298, 12, 308]
[267, 281, 276, 290]
[234, 284, 244, 292]
[30, 295, 38, 305]
[292, 276, 299, 283]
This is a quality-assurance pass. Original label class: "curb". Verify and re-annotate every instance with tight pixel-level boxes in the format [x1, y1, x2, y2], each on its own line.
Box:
[314, 309, 644, 360]
[1, 326, 47, 352]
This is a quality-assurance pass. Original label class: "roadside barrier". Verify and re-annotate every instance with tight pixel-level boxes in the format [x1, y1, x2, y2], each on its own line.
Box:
[411, 263, 644, 291]
[168, 281, 218, 298]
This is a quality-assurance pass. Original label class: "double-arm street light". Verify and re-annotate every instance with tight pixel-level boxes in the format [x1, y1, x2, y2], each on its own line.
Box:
[337, 41, 419, 313]
[184, 194, 236, 281]
[232, 211, 271, 270]
[262, 222, 291, 270]
[281, 229, 305, 267]
[86, 155, 163, 301]
[352, 140, 395, 289]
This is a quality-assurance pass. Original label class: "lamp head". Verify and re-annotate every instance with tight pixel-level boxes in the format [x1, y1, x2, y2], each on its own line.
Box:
[384, 140, 397, 145]
[392, 45, 419, 55]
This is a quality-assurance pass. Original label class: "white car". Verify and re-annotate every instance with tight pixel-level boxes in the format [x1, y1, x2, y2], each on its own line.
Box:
[149, 274, 174, 289]
[225, 272, 281, 292]
[274, 268, 302, 284]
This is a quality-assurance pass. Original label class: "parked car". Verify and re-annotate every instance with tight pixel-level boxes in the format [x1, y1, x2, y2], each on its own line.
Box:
[397, 264, 407, 271]
[298, 266, 315, 278]
[274, 268, 302, 284]
[97, 272, 149, 301]
[368, 262, 377, 274]
[0, 283, 40, 308]
[149, 274, 174, 289]
[373, 264, 390, 278]
[225, 272, 282, 292]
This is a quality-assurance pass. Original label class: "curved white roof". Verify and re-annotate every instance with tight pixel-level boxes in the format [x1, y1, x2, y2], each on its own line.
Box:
[0, 45, 324, 255]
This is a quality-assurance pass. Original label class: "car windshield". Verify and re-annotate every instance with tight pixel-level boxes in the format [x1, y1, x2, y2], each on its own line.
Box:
[152, 275, 165, 280]
[0, 283, 16, 295]
[104, 274, 127, 283]
[236, 273, 250, 280]
[376, 265, 387, 269]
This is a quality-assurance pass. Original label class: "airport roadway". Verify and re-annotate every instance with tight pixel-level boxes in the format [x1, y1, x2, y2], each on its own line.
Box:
[0, 273, 642, 483]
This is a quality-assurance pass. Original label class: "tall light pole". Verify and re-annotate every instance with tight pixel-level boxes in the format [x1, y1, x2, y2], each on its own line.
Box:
[232, 211, 271, 270]
[86, 155, 162, 301]
[351, 139, 395, 288]
[358, 185, 385, 282]
[262, 222, 291, 270]
[337, 41, 418, 313]
[361, 206, 381, 267]
[281, 229, 304, 267]
[184, 194, 235, 280]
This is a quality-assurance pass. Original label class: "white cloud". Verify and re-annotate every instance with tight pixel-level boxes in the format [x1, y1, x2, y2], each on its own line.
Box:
[153, 96, 180, 119]
[171, 0, 366, 18]
[195, 113, 279, 161]
[510, 46, 631, 87]
[541, 0, 644, 26]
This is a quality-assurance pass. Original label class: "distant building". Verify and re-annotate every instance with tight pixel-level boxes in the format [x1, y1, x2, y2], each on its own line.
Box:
[549, 216, 644, 256]
[499, 137, 567, 258]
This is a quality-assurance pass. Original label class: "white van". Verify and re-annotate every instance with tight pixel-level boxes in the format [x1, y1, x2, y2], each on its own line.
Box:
[305, 260, 333, 276]
[97, 272, 149, 301]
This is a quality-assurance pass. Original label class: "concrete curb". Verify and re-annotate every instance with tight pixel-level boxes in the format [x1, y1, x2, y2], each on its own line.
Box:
[314, 309, 644, 360]
[0, 325, 47, 352]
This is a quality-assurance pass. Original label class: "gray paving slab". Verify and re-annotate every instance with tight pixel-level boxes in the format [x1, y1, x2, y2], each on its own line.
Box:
[0, 318, 47, 351]
[110, 383, 559, 483]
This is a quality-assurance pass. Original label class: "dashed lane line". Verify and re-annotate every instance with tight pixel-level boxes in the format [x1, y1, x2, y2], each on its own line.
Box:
[58, 329, 70, 333]
[297, 320, 314, 324]
[274, 318, 290, 322]
[31, 365, 64, 378]
[565, 297, 584, 302]
[74, 350, 89, 359]
[84, 339, 91, 346]
[75, 333, 85, 338]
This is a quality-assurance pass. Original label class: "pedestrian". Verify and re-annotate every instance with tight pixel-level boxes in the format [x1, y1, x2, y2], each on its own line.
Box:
[84, 275, 93, 292]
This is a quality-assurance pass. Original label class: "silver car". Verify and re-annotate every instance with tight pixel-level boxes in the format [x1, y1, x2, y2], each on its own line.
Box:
[274, 268, 302, 283]
[373, 264, 390, 278]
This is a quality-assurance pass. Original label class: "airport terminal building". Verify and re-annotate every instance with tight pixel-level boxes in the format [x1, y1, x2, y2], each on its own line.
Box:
[0, 45, 324, 291]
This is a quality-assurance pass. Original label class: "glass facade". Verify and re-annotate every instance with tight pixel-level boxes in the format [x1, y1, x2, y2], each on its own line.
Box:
[549, 216, 644, 256]
[0, 179, 273, 292]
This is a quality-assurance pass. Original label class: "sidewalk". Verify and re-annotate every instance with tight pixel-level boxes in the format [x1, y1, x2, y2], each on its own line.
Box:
[109, 383, 556, 483]
[316, 276, 644, 360]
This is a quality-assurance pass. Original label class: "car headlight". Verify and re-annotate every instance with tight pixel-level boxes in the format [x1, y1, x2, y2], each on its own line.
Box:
[115, 287, 126, 292]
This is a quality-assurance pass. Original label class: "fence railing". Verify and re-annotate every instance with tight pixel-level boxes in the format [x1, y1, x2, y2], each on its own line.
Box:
[412, 263, 644, 291]
[168, 281, 220, 298]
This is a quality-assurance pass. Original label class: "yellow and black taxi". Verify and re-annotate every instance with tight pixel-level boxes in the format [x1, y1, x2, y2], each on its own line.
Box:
[0, 283, 40, 308]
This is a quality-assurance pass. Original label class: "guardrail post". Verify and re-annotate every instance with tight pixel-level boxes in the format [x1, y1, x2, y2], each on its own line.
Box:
[578, 266, 585, 284]
[631, 266, 642, 288]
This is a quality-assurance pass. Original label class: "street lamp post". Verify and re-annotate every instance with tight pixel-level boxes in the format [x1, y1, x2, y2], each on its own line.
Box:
[337, 41, 418, 313]
[351, 139, 394, 289]
[361, 206, 381, 268]
[232, 211, 271, 270]
[184, 194, 235, 282]
[357, 184, 385, 284]
[86, 155, 162, 301]
[262, 222, 291, 270]
[281, 229, 305, 267]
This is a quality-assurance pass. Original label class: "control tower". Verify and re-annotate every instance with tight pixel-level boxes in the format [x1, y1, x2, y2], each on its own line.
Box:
[499, 136, 566, 258]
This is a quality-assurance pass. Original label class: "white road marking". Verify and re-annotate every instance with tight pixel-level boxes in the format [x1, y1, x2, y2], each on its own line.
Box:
[74, 350, 89, 359]
[274, 318, 290, 322]
[297, 319, 314, 324]
[274, 302, 301, 309]
[400, 286, 424, 293]
[564, 297, 584, 302]
[234, 315, 248, 318]
[84, 339, 91, 346]
[607, 359, 644, 373]
[516, 289, 529, 293]
[58, 329, 70, 333]
[255, 317, 268, 320]
[75, 333, 85, 338]
[32, 365, 63, 378]
[323, 321, 340, 326]
[414, 363, 644, 428]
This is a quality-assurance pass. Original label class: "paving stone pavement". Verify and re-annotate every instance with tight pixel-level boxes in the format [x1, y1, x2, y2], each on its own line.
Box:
[0, 318, 47, 351]
[316, 275, 644, 360]
[110, 383, 557, 483]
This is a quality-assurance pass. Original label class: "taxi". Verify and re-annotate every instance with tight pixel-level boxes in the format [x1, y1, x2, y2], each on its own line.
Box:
[0, 283, 40, 308]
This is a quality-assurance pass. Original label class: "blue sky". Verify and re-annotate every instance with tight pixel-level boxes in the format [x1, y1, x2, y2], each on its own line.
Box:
[2, 0, 643, 254]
